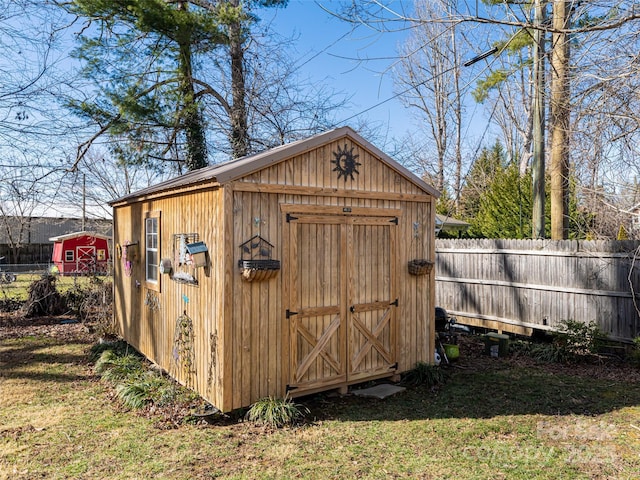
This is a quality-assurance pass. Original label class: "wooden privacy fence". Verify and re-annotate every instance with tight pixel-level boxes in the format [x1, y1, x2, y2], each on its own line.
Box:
[0, 243, 53, 265]
[435, 239, 640, 342]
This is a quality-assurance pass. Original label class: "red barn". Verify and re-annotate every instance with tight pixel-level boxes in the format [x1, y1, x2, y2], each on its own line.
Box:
[49, 231, 111, 275]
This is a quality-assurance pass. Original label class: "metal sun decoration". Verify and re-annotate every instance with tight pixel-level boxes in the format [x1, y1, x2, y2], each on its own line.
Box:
[331, 143, 361, 181]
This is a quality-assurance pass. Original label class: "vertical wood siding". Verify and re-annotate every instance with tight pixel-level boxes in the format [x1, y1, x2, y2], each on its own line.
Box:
[435, 239, 640, 341]
[113, 188, 227, 409]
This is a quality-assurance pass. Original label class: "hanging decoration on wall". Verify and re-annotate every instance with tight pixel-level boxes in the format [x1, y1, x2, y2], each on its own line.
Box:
[238, 235, 280, 282]
[408, 220, 433, 275]
[172, 311, 196, 387]
[207, 331, 218, 396]
[331, 143, 361, 181]
[171, 233, 200, 285]
[144, 290, 160, 311]
[121, 240, 136, 277]
[407, 259, 434, 276]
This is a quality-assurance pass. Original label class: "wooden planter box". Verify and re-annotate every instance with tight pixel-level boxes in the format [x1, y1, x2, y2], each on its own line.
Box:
[408, 259, 433, 276]
[238, 259, 281, 282]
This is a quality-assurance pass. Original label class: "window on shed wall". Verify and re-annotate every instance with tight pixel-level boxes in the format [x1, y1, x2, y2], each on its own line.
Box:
[65, 250, 74, 262]
[145, 212, 160, 290]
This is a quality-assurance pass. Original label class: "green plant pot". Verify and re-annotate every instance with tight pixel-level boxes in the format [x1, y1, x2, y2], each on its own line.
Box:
[443, 343, 459, 360]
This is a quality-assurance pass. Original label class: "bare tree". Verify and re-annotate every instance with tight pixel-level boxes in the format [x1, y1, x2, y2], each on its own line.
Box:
[1, 1, 81, 153]
[393, 0, 465, 199]
[0, 1, 87, 260]
[54, 148, 176, 221]
[0, 160, 67, 263]
[345, 0, 640, 238]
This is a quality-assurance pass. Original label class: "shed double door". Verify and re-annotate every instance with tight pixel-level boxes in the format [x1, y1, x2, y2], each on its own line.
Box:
[286, 212, 398, 393]
[76, 246, 96, 273]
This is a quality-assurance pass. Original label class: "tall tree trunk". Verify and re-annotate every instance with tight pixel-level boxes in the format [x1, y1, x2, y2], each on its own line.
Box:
[229, 0, 249, 158]
[178, 1, 208, 170]
[550, 0, 570, 239]
[532, 0, 546, 239]
[179, 41, 208, 170]
[451, 15, 462, 213]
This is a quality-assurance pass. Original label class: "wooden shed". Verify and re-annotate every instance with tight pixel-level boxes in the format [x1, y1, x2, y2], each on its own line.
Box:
[49, 231, 111, 275]
[110, 127, 440, 412]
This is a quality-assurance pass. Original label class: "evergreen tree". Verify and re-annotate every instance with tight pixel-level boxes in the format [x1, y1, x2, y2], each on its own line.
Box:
[459, 139, 590, 239]
[65, 0, 286, 171]
[435, 186, 455, 216]
[474, 161, 533, 239]
[458, 140, 505, 234]
[461, 139, 542, 239]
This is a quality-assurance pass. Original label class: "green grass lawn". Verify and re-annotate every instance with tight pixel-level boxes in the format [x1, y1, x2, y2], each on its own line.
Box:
[1, 327, 639, 479]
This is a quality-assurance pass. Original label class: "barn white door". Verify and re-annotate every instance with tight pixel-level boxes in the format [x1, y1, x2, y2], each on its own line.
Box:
[286, 212, 398, 394]
[76, 246, 96, 273]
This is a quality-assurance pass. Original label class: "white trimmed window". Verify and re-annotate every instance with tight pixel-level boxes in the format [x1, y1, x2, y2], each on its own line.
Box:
[145, 215, 159, 285]
[65, 250, 74, 262]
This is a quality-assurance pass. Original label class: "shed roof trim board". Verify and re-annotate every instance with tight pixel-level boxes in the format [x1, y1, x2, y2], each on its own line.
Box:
[109, 126, 440, 205]
[435, 214, 470, 231]
[49, 231, 112, 242]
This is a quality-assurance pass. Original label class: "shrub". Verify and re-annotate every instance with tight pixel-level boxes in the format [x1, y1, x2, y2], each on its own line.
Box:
[64, 280, 114, 335]
[511, 321, 607, 364]
[245, 396, 309, 428]
[402, 361, 446, 387]
[553, 319, 606, 358]
[23, 275, 65, 317]
[630, 336, 640, 367]
[0, 297, 23, 312]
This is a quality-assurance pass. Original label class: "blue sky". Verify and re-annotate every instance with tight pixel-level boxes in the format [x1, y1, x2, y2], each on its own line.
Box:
[259, 0, 415, 142]
[257, 0, 494, 152]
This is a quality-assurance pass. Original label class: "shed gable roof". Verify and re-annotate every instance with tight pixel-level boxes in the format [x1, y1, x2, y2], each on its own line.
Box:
[49, 231, 111, 243]
[110, 126, 440, 205]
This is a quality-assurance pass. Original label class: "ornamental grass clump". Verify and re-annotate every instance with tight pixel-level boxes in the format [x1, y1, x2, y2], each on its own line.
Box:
[245, 396, 309, 428]
[115, 372, 177, 409]
[92, 342, 184, 410]
[89, 339, 130, 362]
[510, 340, 566, 363]
[95, 350, 145, 383]
[401, 361, 446, 387]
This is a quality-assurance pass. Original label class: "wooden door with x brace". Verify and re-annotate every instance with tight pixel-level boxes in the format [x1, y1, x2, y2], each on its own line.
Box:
[285, 211, 399, 394]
